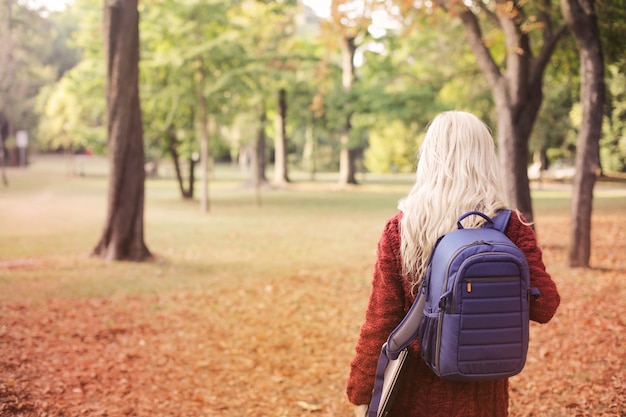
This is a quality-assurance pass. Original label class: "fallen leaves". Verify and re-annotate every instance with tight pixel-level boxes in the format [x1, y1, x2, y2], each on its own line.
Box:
[1, 215, 625, 416]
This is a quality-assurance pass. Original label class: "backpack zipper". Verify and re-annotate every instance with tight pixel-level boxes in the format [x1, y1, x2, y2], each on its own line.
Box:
[451, 274, 521, 314]
[456, 276, 519, 296]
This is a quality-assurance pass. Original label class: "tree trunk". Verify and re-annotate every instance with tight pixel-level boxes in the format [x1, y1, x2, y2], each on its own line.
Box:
[273, 88, 289, 186]
[1, 0, 13, 185]
[195, 58, 210, 213]
[255, 107, 267, 184]
[166, 128, 192, 199]
[455, 6, 567, 222]
[187, 156, 197, 199]
[198, 104, 209, 213]
[0, 0, 14, 113]
[339, 35, 357, 186]
[302, 123, 316, 180]
[93, 0, 151, 262]
[492, 85, 540, 222]
[0, 131, 7, 186]
[560, 0, 605, 267]
[247, 106, 268, 204]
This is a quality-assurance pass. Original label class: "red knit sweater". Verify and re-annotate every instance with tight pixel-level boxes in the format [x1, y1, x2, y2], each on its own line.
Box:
[346, 212, 560, 417]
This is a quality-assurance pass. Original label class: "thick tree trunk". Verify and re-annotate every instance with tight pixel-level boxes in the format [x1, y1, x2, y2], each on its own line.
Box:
[561, 0, 605, 267]
[93, 0, 151, 262]
[492, 80, 543, 222]
[273, 88, 289, 186]
[455, 6, 566, 223]
[339, 36, 357, 186]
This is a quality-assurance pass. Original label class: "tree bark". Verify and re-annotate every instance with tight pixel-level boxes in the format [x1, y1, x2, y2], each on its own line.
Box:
[339, 35, 358, 186]
[93, 0, 151, 262]
[560, 0, 605, 267]
[273, 88, 289, 186]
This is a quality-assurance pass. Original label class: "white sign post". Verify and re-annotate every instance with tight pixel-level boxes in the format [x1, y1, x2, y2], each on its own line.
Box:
[16, 130, 28, 167]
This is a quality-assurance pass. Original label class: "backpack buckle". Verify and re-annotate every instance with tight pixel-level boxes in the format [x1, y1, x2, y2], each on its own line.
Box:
[438, 290, 452, 310]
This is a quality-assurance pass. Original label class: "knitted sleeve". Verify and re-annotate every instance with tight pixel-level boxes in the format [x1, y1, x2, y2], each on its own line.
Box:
[506, 212, 561, 323]
[346, 213, 405, 406]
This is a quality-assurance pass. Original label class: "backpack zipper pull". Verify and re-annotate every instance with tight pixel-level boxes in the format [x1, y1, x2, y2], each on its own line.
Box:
[467, 280, 472, 293]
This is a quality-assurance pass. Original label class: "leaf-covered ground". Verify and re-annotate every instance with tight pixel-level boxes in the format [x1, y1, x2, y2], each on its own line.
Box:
[1, 215, 625, 417]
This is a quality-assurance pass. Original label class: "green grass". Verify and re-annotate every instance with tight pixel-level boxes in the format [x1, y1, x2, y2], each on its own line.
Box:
[1, 155, 625, 302]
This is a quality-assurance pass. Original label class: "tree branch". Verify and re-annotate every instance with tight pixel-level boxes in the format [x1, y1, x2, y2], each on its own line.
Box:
[475, 0, 501, 28]
[457, 9, 503, 89]
[531, 24, 569, 85]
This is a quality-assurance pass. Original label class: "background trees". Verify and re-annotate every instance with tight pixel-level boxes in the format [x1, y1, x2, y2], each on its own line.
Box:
[1, 1, 69, 168]
[2, 0, 624, 266]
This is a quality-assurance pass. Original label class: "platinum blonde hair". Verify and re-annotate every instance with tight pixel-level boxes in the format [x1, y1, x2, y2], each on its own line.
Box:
[398, 111, 510, 292]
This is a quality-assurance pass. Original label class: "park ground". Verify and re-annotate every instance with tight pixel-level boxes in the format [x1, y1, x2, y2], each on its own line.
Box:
[1, 156, 625, 416]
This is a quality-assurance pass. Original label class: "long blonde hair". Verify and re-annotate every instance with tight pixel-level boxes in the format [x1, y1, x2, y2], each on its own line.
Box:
[398, 111, 510, 292]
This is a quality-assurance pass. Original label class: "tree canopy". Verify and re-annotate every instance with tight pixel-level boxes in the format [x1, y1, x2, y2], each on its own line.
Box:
[0, 0, 620, 180]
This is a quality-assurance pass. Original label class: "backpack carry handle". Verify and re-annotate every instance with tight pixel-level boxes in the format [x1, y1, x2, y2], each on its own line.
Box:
[457, 210, 512, 232]
[457, 211, 493, 229]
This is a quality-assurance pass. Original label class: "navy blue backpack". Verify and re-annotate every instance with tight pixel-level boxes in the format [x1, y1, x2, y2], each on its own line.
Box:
[367, 210, 540, 417]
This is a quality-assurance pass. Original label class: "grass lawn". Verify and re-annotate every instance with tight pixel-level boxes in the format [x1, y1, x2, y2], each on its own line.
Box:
[1, 155, 625, 416]
[1, 155, 421, 300]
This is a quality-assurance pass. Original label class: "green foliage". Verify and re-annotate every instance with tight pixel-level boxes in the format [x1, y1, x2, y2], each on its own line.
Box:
[598, 0, 626, 72]
[1, 3, 60, 144]
[428, 19, 494, 124]
[601, 65, 626, 173]
[35, 60, 106, 153]
[364, 119, 421, 173]
[34, 0, 103, 152]
[45, 8, 81, 78]
[530, 54, 577, 166]
[18, 0, 626, 180]
[535, 6, 626, 171]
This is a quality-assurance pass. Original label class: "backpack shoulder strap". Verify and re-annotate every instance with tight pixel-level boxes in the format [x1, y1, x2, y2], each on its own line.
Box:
[385, 286, 426, 356]
[491, 209, 512, 233]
